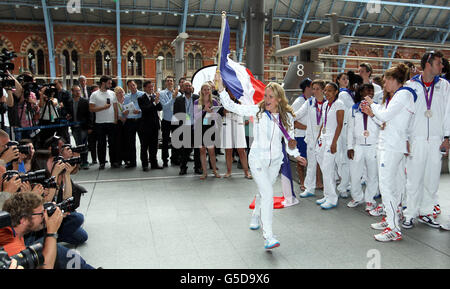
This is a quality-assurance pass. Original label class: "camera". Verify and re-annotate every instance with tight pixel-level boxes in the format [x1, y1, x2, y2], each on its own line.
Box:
[44, 197, 75, 217]
[70, 144, 88, 154]
[3, 169, 47, 183]
[41, 83, 58, 99]
[0, 49, 17, 91]
[0, 211, 45, 269]
[0, 243, 44, 269]
[53, 156, 82, 166]
[41, 176, 57, 189]
[6, 140, 31, 155]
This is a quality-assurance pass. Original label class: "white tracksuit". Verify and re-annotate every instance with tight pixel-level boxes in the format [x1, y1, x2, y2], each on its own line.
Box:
[294, 97, 324, 194]
[316, 99, 345, 205]
[219, 90, 300, 240]
[403, 76, 450, 220]
[370, 88, 415, 232]
[347, 102, 381, 203]
[291, 95, 308, 139]
[336, 89, 354, 194]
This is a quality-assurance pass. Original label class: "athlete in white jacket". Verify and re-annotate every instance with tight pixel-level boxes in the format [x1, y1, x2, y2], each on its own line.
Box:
[216, 74, 307, 250]
[362, 63, 416, 242]
[315, 82, 345, 210]
[346, 84, 380, 211]
[402, 51, 450, 229]
[294, 81, 325, 198]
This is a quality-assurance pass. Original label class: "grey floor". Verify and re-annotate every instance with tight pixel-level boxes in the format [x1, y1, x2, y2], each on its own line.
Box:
[69, 148, 450, 269]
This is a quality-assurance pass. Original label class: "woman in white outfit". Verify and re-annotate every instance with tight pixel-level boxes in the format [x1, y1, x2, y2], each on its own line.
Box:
[346, 83, 380, 212]
[215, 73, 307, 250]
[221, 88, 252, 179]
[361, 63, 415, 242]
[294, 80, 325, 198]
[336, 73, 354, 198]
[315, 82, 345, 210]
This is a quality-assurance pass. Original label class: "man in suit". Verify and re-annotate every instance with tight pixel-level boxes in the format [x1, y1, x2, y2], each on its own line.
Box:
[138, 80, 163, 171]
[68, 85, 92, 169]
[173, 81, 202, 175]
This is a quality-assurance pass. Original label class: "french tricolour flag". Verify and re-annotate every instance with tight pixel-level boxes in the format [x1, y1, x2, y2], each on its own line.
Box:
[219, 19, 265, 105]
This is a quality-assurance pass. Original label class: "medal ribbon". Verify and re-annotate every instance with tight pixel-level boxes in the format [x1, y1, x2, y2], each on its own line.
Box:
[315, 101, 323, 126]
[265, 110, 292, 141]
[421, 76, 435, 111]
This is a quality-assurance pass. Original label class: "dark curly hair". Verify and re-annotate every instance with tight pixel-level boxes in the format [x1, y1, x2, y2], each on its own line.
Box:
[2, 192, 43, 227]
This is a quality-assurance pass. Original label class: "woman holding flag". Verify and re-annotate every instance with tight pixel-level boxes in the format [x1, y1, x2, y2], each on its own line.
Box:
[215, 72, 307, 250]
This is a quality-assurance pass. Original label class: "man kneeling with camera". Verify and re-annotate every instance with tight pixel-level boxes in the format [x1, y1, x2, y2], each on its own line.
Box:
[0, 192, 94, 269]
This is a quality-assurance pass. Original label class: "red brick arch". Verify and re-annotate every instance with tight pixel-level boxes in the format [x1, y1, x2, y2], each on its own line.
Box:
[122, 39, 148, 56]
[20, 35, 47, 54]
[152, 40, 175, 57]
[0, 34, 14, 51]
[89, 38, 116, 55]
[55, 36, 83, 54]
[185, 41, 207, 57]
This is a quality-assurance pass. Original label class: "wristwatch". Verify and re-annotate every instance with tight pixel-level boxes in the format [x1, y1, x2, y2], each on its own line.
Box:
[45, 232, 59, 239]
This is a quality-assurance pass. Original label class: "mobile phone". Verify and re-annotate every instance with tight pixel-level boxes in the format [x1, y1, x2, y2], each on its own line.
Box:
[106, 98, 110, 104]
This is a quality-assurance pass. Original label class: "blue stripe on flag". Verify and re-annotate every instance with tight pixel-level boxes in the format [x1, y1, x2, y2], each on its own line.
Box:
[281, 139, 296, 198]
[220, 19, 244, 99]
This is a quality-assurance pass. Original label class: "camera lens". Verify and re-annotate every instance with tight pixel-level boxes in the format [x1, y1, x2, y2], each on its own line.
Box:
[11, 243, 44, 269]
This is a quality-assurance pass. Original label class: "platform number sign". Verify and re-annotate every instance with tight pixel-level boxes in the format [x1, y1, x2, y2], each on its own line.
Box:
[296, 63, 305, 77]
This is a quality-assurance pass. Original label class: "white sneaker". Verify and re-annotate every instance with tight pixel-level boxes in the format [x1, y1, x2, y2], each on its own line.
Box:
[374, 228, 402, 242]
[249, 215, 260, 230]
[320, 200, 337, 210]
[402, 217, 414, 229]
[347, 199, 363, 208]
[316, 197, 327, 205]
[369, 204, 385, 217]
[365, 202, 377, 212]
[339, 190, 349, 199]
[299, 190, 315, 198]
[418, 215, 440, 229]
[371, 217, 388, 230]
[264, 236, 280, 250]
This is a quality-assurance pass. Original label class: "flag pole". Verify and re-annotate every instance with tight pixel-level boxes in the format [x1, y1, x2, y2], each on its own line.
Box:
[216, 11, 227, 90]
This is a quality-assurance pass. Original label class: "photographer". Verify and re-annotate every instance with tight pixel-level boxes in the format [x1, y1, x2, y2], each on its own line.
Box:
[43, 136, 88, 246]
[38, 84, 60, 147]
[0, 192, 63, 269]
[67, 85, 91, 169]
[10, 72, 40, 141]
[54, 79, 71, 143]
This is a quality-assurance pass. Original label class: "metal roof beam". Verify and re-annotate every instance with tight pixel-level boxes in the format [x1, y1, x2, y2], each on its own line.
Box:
[41, 0, 56, 81]
[340, 3, 366, 71]
[180, 0, 189, 33]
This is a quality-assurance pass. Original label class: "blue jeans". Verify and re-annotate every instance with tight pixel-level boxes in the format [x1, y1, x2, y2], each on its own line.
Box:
[58, 212, 88, 245]
[24, 233, 94, 269]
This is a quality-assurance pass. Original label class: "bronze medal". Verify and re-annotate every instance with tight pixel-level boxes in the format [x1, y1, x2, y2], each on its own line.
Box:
[363, 130, 370, 137]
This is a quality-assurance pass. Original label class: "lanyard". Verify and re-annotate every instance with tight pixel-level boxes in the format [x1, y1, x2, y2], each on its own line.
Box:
[420, 76, 435, 111]
[315, 100, 324, 126]
[265, 110, 292, 141]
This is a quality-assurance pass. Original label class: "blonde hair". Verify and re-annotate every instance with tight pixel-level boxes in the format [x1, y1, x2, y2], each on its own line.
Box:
[256, 82, 295, 130]
[198, 82, 213, 106]
[114, 86, 125, 94]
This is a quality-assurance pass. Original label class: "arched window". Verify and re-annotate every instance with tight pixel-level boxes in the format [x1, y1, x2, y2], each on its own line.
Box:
[26, 47, 45, 76]
[61, 48, 79, 76]
[93, 40, 113, 76]
[195, 53, 202, 70]
[156, 45, 175, 83]
[95, 51, 103, 75]
[165, 52, 173, 70]
[104, 51, 111, 75]
[127, 51, 135, 76]
[136, 52, 142, 76]
[188, 53, 194, 70]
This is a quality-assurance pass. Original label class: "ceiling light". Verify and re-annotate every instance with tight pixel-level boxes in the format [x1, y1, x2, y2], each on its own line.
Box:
[158, 12, 162, 15]
[174, 13, 178, 16]
[107, 9, 111, 13]
[90, 8, 94, 12]
[141, 11, 146, 14]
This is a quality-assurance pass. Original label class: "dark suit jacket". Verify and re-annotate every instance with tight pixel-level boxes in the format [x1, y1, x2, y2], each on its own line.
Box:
[138, 93, 163, 131]
[173, 93, 199, 126]
[67, 97, 92, 130]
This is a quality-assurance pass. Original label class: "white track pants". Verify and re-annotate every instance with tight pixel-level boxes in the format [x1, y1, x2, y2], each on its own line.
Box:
[337, 130, 351, 193]
[317, 143, 339, 205]
[304, 145, 318, 193]
[349, 145, 378, 203]
[404, 139, 442, 219]
[378, 150, 404, 232]
[250, 163, 282, 240]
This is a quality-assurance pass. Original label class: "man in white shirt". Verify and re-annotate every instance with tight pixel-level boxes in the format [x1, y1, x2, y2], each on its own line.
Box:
[89, 76, 118, 170]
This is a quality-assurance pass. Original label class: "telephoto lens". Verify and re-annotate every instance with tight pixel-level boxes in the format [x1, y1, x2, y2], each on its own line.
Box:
[44, 197, 75, 217]
[0, 243, 44, 269]
[19, 169, 47, 183]
[71, 144, 88, 154]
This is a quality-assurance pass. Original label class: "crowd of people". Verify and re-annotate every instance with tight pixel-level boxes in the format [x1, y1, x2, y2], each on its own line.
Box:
[0, 50, 449, 267]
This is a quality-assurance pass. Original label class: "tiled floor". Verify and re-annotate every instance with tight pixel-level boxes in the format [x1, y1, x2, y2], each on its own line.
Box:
[70, 152, 450, 269]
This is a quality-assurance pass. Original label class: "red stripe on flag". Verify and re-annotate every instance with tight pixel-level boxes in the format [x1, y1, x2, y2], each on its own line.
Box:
[246, 68, 265, 104]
